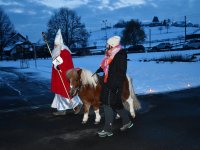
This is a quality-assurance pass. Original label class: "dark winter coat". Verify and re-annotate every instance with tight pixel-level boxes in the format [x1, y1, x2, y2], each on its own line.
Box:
[99, 49, 127, 109]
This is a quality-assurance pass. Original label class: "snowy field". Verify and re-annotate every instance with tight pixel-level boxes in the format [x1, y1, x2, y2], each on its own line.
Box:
[1, 49, 200, 95]
[88, 26, 200, 47]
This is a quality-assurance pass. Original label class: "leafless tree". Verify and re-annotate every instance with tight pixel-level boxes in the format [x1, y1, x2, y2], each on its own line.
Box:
[0, 8, 15, 60]
[46, 8, 89, 50]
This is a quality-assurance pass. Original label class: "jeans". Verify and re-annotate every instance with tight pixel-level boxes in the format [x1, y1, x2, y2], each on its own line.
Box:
[103, 105, 130, 132]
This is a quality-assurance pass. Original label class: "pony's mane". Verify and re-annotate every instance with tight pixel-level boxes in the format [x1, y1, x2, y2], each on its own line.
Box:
[80, 68, 98, 87]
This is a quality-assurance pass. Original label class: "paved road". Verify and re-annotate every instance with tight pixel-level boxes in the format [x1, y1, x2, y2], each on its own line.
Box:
[0, 67, 200, 150]
[0, 67, 53, 111]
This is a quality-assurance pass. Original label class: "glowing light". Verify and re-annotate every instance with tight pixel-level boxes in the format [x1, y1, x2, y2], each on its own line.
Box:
[187, 83, 191, 87]
[148, 88, 156, 93]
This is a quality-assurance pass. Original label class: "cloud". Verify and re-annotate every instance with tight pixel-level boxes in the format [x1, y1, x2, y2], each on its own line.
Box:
[0, 0, 24, 6]
[27, 10, 37, 15]
[7, 8, 37, 15]
[97, 0, 111, 10]
[31, 0, 89, 9]
[7, 8, 24, 14]
[150, 2, 158, 8]
[114, 0, 147, 9]
[97, 0, 147, 10]
[29, 0, 149, 11]
[42, 10, 53, 16]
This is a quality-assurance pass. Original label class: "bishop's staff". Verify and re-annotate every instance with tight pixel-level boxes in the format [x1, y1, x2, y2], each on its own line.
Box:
[41, 32, 73, 107]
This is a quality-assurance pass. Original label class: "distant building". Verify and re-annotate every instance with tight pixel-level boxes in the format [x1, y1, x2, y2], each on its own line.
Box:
[3, 33, 33, 60]
[187, 22, 194, 27]
[171, 21, 185, 27]
[141, 21, 162, 27]
[32, 43, 50, 59]
[141, 21, 152, 27]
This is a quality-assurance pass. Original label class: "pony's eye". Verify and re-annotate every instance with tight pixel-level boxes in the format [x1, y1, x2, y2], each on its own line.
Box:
[76, 80, 78, 82]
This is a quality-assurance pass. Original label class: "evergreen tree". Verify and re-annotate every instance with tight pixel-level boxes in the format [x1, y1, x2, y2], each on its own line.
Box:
[152, 16, 159, 23]
[121, 19, 145, 47]
[113, 19, 127, 28]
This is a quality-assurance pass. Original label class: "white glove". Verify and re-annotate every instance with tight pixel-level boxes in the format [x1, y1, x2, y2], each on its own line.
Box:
[52, 56, 63, 70]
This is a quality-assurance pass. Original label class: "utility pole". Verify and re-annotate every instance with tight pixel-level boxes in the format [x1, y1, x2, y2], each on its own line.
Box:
[185, 16, 187, 42]
[149, 28, 151, 50]
[33, 45, 37, 68]
[102, 20, 108, 43]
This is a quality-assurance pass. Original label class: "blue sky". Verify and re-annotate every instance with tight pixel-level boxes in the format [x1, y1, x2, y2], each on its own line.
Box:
[0, 0, 199, 42]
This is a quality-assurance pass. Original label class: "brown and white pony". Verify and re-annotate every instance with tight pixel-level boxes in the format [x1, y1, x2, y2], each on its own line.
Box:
[66, 68, 141, 124]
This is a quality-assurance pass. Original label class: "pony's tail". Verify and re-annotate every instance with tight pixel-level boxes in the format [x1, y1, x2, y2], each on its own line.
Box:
[127, 76, 141, 110]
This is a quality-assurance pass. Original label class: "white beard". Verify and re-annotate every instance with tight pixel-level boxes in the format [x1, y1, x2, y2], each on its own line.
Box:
[52, 44, 72, 59]
[52, 46, 61, 59]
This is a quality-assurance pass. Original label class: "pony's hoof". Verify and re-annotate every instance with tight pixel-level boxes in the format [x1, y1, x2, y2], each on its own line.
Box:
[131, 114, 136, 119]
[94, 121, 100, 125]
[82, 121, 87, 124]
[115, 114, 120, 119]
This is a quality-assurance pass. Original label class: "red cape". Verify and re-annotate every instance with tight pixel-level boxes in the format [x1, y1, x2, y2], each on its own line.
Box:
[51, 49, 74, 98]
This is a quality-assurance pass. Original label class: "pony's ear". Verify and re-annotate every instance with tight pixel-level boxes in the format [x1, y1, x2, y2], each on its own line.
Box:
[77, 68, 82, 77]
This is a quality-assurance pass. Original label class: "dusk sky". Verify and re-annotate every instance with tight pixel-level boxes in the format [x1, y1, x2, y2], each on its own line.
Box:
[0, 0, 199, 43]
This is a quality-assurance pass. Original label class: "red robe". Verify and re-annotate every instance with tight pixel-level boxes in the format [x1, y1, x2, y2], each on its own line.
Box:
[51, 49, 74, 98]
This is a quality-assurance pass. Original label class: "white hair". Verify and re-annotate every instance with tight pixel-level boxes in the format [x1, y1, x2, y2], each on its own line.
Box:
[80, 68, 98, 88]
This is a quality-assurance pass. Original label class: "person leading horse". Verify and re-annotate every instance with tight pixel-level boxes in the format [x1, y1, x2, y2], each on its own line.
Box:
[95, 36, 133, 138]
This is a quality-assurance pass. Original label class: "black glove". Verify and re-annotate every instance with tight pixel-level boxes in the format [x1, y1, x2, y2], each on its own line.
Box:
[95, 67, 103, 74]
[56, 65, 61, 71]
[92, 67, 103, 76]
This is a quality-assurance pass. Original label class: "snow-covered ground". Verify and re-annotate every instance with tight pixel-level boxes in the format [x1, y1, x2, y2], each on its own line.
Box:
[1, 49, 200, 95]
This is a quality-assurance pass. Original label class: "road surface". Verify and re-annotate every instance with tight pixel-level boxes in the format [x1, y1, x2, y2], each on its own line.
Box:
[0, 67, 200, 150]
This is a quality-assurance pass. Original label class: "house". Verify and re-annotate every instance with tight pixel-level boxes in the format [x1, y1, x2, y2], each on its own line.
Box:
[33, 43, 50, 59]
[3, 33, 33, 60]
[171, 21, 185, 27]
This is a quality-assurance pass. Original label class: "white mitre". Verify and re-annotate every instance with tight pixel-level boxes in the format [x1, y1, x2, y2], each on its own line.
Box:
[52, 29, 71, 59]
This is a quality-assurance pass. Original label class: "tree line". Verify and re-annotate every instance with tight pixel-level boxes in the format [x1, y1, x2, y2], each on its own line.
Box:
[0, 7, 145, 60]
